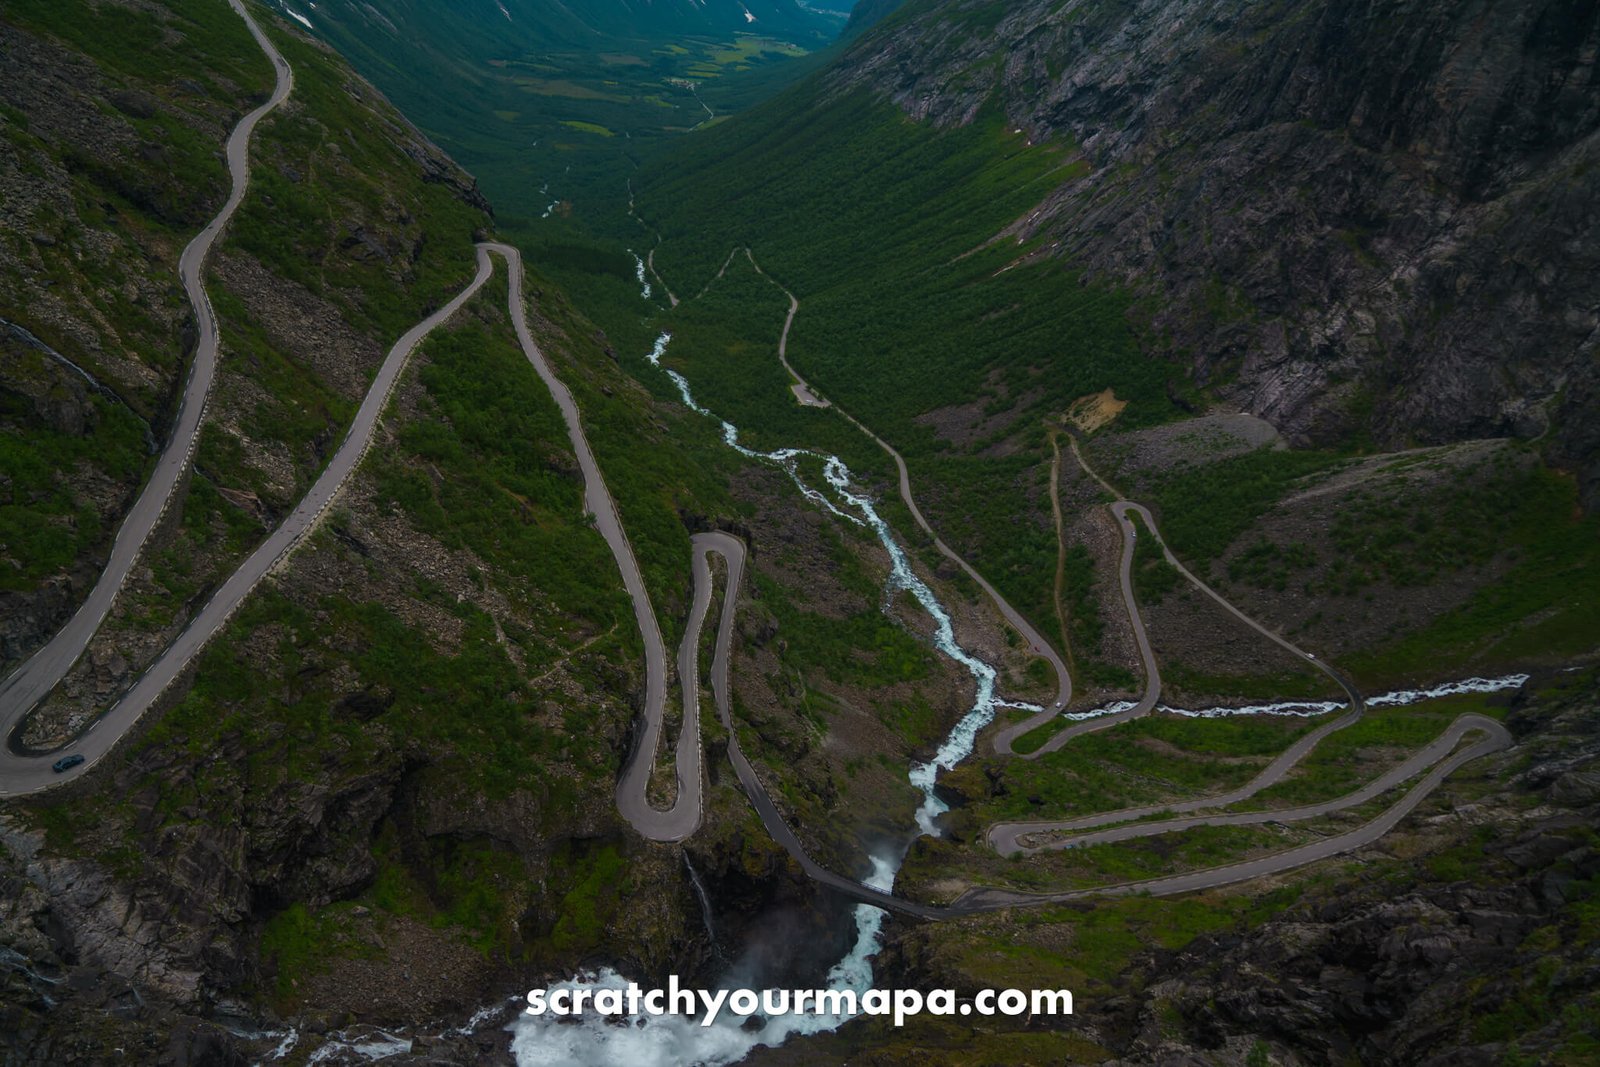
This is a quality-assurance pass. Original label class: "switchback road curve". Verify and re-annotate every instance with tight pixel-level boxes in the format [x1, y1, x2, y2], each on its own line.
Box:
[0, 244, 497, 795]
[741, 249, 1072, 714]
[484, 243, 701, 842]
[3, 111, 1516, 924]
[0, 0, 292, 745]
[980, 440, 1508, 879]
[714, 268, 1513, 914]
[992, 713, 1507, 857]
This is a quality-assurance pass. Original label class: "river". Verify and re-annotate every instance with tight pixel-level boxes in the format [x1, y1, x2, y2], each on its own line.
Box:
[505, 333, 1525, 1065]
[507, 332, 1035, 1064]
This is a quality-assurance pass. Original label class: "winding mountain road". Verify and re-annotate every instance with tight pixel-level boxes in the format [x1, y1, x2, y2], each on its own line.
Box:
[0, 243, 497, 795]
[661, 520, 1508, 918]
[995, 712, 1506, 856]
[994, 438, 1360, 760]
[483, 242, 700, 842]
[700, 472, 1508, 914]
[741, 249, 1072, 713]
[0, 0, 292, 752]
[950, 716, 1508, 912]
[1, 43, 1515, 927]
[628, 252, 1511, 916]
[991, 501, 1163, 756]
[979, 439, 1510, 875]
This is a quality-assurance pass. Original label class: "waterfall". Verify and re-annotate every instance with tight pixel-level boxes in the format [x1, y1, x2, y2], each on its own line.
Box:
[508, 332, 1031, 1065]
[684, 854, 718, 947]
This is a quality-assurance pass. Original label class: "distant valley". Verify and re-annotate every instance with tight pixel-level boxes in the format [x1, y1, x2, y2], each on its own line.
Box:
[1, 1, 1596, 1065]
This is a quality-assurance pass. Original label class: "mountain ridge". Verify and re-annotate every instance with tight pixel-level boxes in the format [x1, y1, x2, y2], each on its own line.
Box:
[827, 0, 1600, 506]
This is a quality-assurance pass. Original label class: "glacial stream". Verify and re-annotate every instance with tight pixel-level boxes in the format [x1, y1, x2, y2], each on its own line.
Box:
[508, 333, 1033, 1065]
[1058, 673, 1531, 724]
[505, 333, 1522, 1066]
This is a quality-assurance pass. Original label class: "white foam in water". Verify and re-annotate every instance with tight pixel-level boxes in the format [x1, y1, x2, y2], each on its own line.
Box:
[512, 858, 901, 1067]
[1054, 674, 1529, 722]
[646, 333, 860, 524]
[224, 1023, 297, 1060]
[1061, 699, 1138, 722]
[648, 332, 1010, 829]
[817, 455, 1006, 833]
[269, 1029, 299, 1060]
[629, 250, 653, 300]
[510, 334, 1025, 1064]
[1364, 673, 1528, 706]
[304, 1027, 411, 1064]
[511, 335, 1538, 1066]
[452, 998, 519, 1037]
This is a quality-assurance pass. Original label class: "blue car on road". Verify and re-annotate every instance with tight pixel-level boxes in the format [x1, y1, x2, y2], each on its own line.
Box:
[51, 754, 85, 773]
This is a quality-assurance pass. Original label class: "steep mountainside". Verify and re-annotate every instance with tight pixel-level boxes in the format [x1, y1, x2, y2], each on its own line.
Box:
[1, 0, 490, 687]
[831, 0, 1600, 506]
[632, 0, 1598, 704]
[2, 3, 1023, 1060]
[0, 0, 706, 1058]
[5, 0, 1598, 1063]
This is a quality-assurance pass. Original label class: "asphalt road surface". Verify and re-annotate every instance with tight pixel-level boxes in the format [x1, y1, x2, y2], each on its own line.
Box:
[0, 0, 292, 753]
[991, 501, 1163, 757]
[2, 96, 1513, 921]
[617, 249, 1512, 916]
[993, 712, 1507, 856]
[744, 249, 1072, 713]
[952, 718, 1508, 913]
[0, 242, 496, 796]
[482, 241, 702, 842]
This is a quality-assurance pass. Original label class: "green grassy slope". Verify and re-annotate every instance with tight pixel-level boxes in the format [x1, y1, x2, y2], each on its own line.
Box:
[6, 0, 723, 1013]
[1, 0, 272, 615]
[630, 86, 1178, 653]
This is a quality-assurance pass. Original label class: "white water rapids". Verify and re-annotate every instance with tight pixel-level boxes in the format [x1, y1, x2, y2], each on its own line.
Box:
[639, 333, 1030, 833]
[509, 333, 1025, 1065]
[629, 250, 653, 301]
[506, 333, 1522, 1066]
[1057, 673, 1531, 723]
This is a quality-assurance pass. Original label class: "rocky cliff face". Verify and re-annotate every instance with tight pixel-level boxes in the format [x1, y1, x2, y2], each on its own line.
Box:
[1096, 677, 1600, 1065]
[744, 673, 1600, 1066]
[832, 0, 1600, 505]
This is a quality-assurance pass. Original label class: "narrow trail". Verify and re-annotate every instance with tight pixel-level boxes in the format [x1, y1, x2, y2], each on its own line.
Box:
[991, 501, 1165, 757]
[0, 0, 293, 770]
[740, 248, 1071, 712]
[993, 436, 1357, 759]
[1047, 429, 1076, 678]
[980, 437, 1509, 871]
[3, 317, 159, 454]
[637, 245, 1514, 915]
[687, 82, 715, 130]
[624, 179, 678, 307]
